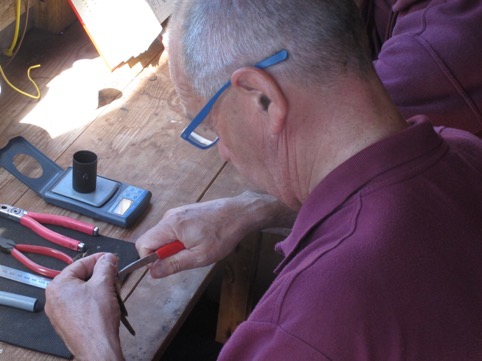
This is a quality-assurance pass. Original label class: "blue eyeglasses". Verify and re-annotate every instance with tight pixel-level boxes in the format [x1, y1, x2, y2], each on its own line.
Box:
[180, 49, 289, 149]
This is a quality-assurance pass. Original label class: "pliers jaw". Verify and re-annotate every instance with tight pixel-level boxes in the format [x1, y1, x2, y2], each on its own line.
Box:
[0, 204, 26, 222]
[0, 237, 15, 254]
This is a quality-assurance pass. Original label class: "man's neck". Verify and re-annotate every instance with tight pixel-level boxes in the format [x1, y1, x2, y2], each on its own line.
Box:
[289, 74, 407, 202]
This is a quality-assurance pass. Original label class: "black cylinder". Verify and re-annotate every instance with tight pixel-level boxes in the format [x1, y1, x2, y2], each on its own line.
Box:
[72, 150, 97, 193]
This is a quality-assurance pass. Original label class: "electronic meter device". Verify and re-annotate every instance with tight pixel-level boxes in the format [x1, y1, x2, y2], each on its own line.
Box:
[0, 137, 151, 227]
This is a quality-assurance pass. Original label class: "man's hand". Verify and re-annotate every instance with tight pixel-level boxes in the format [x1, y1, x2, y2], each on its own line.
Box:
[45, 253, 124, 361]
[136, 191, 296, 279]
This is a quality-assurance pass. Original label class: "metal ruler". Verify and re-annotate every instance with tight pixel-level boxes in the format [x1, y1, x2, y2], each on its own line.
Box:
[0, 265, 51, 289]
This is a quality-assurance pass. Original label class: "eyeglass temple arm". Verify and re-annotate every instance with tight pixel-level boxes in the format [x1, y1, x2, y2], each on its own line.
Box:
[255, 49, 288, 69]
[182, 49, 289, 137]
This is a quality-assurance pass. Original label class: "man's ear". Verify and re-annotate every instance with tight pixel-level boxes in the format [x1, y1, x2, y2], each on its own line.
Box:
[231, 67, 288, 134]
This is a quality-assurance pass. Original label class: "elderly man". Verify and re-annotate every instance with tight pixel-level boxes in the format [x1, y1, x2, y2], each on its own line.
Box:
[46, 0, 482, 360]
[136, 0, 482, 280]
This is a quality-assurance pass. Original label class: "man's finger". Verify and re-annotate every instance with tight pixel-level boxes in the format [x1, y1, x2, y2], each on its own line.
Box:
[53, 253, 105, 282]
[149, 250, 195, 278]
[90, 253, 119, 284]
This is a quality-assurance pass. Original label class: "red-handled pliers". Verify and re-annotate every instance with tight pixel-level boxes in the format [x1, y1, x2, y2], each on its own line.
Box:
[0, 236, 73, 278]
[117, 240, 185, 282]
[0, 204, 98, 252]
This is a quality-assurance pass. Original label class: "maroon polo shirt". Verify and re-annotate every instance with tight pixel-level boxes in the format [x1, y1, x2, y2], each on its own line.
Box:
[219, 117, 482, 360]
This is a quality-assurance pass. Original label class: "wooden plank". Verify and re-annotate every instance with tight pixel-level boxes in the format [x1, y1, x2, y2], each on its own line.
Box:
[0, 23, 101, 206]
[200, 163, 285, 345]
[0, 18, 230, 361]
[2, 24, 223, 239]
[195, 163, 263, 344]
[215, 232, 283, 344]
[215, 232, 262, 343]
[0, 21, 163, 208]
[120, 265, 219, 360]
[0, 0, 37, 32]
[35, 0, 76, 34]
[118, 163, 255, 359]
[41, 54, 226, 242]
[251, 233, 284, 305]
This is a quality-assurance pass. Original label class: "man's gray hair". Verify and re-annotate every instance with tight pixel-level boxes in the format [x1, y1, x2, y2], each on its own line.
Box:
[170, 0, 372, 99]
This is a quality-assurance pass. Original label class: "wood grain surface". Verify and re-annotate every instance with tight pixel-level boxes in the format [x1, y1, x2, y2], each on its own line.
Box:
[0, 21, 252, 361]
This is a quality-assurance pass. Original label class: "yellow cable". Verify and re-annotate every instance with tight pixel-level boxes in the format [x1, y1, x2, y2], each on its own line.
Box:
[0, 0, 40, 99]
[0, 64, 41, 99]
[4, 0, 22, 57]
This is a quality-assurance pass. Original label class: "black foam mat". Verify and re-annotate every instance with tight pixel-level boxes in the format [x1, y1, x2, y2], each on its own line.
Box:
[0, 216, 138, 359]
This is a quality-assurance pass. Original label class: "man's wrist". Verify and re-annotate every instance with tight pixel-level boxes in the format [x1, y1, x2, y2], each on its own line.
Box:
[235, 191, 296, 233]
[71, 329, 124, 361]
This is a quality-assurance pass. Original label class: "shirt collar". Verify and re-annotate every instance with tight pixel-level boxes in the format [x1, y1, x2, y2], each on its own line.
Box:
[275, 116, 444, 270]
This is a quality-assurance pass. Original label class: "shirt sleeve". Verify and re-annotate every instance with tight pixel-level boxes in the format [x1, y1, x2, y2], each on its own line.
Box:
[373, 1, 482, 134]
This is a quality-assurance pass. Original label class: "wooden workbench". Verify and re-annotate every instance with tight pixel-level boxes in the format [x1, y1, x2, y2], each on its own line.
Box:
[0, 21, 254, 360]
